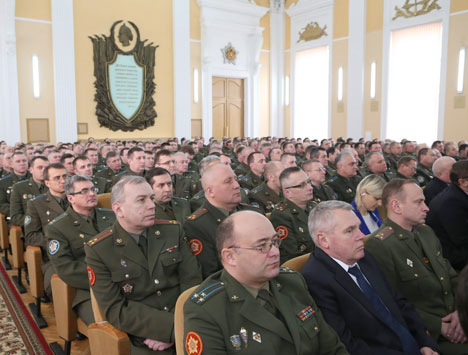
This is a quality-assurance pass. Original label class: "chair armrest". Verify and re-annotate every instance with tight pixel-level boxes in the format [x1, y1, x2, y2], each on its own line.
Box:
[51, 274, 78, 341]
[88, 322, 130, 355]
[0, 213, 9, 249]
[9, 226, 24, 268]
[24, 246, 44, 298]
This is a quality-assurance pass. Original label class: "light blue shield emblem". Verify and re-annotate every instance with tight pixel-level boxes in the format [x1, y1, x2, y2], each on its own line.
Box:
[107, 54, 145, 121]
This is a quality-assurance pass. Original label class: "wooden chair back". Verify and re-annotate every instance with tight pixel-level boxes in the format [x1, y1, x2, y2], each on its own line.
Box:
[24, 246, 44, 298]
[175, 285, 198, 355]
[0, 213, 9, 250]
[281, 253, 311, 272]
[97, 193, 112, 209]
[9, 226, 24, 268]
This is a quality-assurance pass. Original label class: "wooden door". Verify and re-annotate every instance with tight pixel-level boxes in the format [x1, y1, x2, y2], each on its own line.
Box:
[212, 77, 244, 139]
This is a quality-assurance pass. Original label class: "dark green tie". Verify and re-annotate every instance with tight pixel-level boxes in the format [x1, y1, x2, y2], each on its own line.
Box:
[59, 198, 68, 211]
[138, 234, 148, 258]
[257, 289, 278, 316]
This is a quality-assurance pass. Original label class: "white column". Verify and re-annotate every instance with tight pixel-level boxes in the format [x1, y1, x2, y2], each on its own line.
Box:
[51, 0, 77, 143]
[346, 0, 366, 139]
[0, 0, 21, 145]
[173, 0, 191, 139]
[269, 0, 285, 137]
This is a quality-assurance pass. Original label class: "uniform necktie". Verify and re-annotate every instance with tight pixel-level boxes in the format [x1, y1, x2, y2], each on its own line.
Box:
[348, 266, 420, 354]
[138, 234, 148, 258]
[257, 289, 277, 315]
[59, 198, 68, 211]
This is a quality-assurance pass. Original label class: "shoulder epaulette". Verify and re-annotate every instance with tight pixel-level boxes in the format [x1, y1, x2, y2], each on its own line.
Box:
[190, 281, 225, 305]
[96, 207, 113, 213]
[0, 175, 11, 182]
[327, 176, 338, 183]
[187, 208, 208, 221]
[275, 203, 289, 212]
[280, 267, 297, 274]
[172, 196, 187, 201]
[49, 212, 68, 225]
[251, 185, 264, 194]
[191, 192, 204, 200]
[239, 202, 258, 209]
[31, 193, 46, 202]
[373, 226, 394, 240]
[13, 179, 27, 187]
[87, 228, 113, 247]
[115, 170, 126, 177]
[238, 175, 251, 182]
[155, 219, 179, 225]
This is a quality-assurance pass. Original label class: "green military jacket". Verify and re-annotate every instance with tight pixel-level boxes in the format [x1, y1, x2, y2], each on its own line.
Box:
[365, 219, 468, 354]
[24, 191, 68, 252]
[154, 197, 191, 225]
[238, 171, 264, 191]
[94, 167, 125, 180]
[358, 167, 394, 182]
[46, 207, 115, 308]
[10, 178, 47, 226]
[183, 200, 263, 279]
[85, 220, 202, 354]
[173, 174, 197, 200]
[184, 268, 348, 355]
[189, 188, 251, 212]
[387, 154, 401, 172]
[414, 163, 434, 187]
[269, 199, 317, 264]
[0, 172, 31, 217]
[91, 176, 111, 194]
[234, 163, 249, 177]
[312, 183, 338, 203]
[325, 166, 336, 180]
[250, 183, 282, 214]
[326, 174, 362, 203]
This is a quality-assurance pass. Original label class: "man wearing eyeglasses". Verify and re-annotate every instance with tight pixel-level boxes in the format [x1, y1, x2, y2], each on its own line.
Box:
[270, 166, 317, 264]
[46, 175, 115, 325]
[303, 159, 338, 203]
[396, 156, 418, 181]
[326, 152, 362, 203]
[184, 210, 348, 354]
[25, 163, 70, 299]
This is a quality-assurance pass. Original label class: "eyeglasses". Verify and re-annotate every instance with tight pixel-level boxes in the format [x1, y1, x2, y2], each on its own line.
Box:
[69, 187, 99, 196]
[228, 237, 282, 254]
[284, 179, 312, 189]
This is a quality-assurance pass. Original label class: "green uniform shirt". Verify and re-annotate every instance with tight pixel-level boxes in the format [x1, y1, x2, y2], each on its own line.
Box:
[0, 172, 31, 217]
[414, 163, 434, 187]
[312, 183, 338, 203]
[326, 174, 362, 203]
[238, 171, 264, 191]
[250, 183, 282, 214]
[10, 178, 47, 226]
[154, 197, 191, 225]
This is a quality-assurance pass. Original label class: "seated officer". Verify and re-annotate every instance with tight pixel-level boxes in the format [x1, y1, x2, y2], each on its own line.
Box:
[396, 156, 418, 181]
[85, 176, 202, 354]
[145, 167, 191, 225]
[25, 163, 69, 298]
[112, 147, 146, 185]
[184, 211, 348, 355]
[250, 161, 284, 214]
[302, 159, 338, 203]
[270, 167, 316, 264]
[414, 148, 437, 187]
[327, 152, 362, 203]
[10, 156, 48, 226]
[183, 164, 262, 279]
[46, 175, 115, 325]
[366, 179, 468, 355]
[302, 201, 439, 355]
[238, 152, 266, 190]
[362, 152, 394, 182]
[73, 156, 110, 193]
[95, 151, 125, 180]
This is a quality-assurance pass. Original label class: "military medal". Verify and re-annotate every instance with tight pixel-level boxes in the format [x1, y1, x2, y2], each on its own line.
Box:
[252, 331, 261, 343]
[121, 259, 127, 267]
[239, 327, 248, 348]
[407, 258, 413, 267]
[297, 306, 315, 321]
[298, 227, 304, 233]
[122, 283, 133, 294]
[423, 257, 429, 264]
[23, 193, 27, 199]
[230, 335, 241, 350]
[46, 210, 50, 215]
[299, 244, 306, 252]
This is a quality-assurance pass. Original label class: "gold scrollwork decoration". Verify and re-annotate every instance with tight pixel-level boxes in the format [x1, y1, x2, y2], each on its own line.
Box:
[392, 0, 441, 20]
[297, 21, 327, 43]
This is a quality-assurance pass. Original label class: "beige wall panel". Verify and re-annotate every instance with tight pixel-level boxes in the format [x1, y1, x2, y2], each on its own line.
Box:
[366, 0, 384, 33]
[443, 13, 468, 141]
[285, 0, 299, 9]
[331, 39, 348, 139]
[451, 0, 468, 13]
[15, 21, 55, 143]
[259, 51, 270, 136]
[74, 0, 174, 140]
[191, 119, 202, 137]
[260, 12, 271, 51]
[333, 0, 349, 39]
[363, 30, 383, 139]
[284, 51, 291, 137]
[285, 14, 291, 50]
[16, 0, 51, 21]
[190, 0, 201, 40]
[191, 42, 202, 130]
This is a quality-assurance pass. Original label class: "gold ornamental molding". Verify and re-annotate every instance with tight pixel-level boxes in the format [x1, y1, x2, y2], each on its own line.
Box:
[392, 0, 441, 20]
[297, 21, 327, 43]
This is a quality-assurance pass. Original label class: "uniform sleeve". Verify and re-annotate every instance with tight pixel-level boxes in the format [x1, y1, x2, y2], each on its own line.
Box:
[24, 200, 47, 249]
[177, 226, 202, 291]
[269, 211, 299, 264]
[0, 182, 10, 216]
[84, 244, 174, 342]
[46, 222, 89, 290]
[10, 185, 25, 226]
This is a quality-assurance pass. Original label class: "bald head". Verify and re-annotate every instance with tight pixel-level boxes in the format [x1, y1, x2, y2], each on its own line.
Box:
[264, 161, 284, 179]
[202, 164, 241, 210]
[432, 156, 455, 182]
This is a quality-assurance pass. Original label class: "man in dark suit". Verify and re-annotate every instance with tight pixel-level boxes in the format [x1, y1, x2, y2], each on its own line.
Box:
[427, 160, 468, 270]
[302, 200, 439, 355]
[424, 156, 455, 206]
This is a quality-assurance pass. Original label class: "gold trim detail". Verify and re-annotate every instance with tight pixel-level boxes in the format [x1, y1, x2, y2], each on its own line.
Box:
[297, 22, 327, 43]
[392, 0, 441, 20]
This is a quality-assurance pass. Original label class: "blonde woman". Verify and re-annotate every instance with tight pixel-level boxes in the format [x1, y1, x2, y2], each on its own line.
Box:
[351, 174, 386, 235]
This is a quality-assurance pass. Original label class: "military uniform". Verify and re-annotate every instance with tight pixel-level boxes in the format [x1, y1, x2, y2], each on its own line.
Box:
[326, 174, 362, 203]
[324, 166, 336, 180]
[46, 207, 115, 325]
[0, 172, 30, 217]
[365, 219, 468, 355]
[154, 197, 191, 225]
[91, 176, 111, 194]
[358, 167, 394, 182]
[94, 167, 125, 180]
[269, 199, 317, 264]
[238, 171, 264, 191]
[183, 201, 263, 278]
[414, 163, 434, 187]
[184, 268, 348, 355]
[85, 220, 202, 355]
[173, 174, 197, 200]
[249, 183, 282, 214]
[234, 163, 249, 177]
[10, 178, 47, 226]
[189, 188, 251, 212]
[312, 183, 338, 204]
[387, 154, 401, 172]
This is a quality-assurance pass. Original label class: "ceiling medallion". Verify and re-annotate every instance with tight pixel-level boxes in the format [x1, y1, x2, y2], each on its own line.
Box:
[221, 42, 239, 65]
[297, 21, 327, 43]
[393, 0, 441, 20]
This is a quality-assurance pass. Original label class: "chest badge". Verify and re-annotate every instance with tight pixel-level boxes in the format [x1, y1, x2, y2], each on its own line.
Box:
[407, 258, 413, 268]
[230, 335, 241, 350]
[122, 283, 134, 295]
[252, 331, 261, 343]
[121, 259, 127, 267]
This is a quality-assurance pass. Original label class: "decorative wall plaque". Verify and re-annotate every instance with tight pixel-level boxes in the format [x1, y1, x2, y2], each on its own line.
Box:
[89, 21, 158, 131]
[393, 0, 441, 20]
[297, 21, 327, 43]
[221, 42, 239, 65]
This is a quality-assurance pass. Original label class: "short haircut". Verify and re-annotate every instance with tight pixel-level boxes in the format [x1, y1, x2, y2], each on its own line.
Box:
[73, 155, 89, 168]
[199, 155, 221, 176]
[127, 147, 144, 160]
[354, 174, 386, 212]
[417, 148, 429, 162]
[12, 151, 26, 159]
[365, 151, 383, 167]
[269, 147, 281, 160]
[397, 156, 416, 169]
[120, 147, 129, 156]
[301, 159, 320, 171]
[326, 147, 336, 156]
[432, 156, 455, 177]
[335, 151, 354, 166]
[368, 141, 380, 151]
[279, 166, 302, 189]
[459, 144, 468, 153]
[247, 151, 261, 166]
[30, 155, 48, 167]
[44, 163, 66, 181]
[382, 178, 416, 208]
[60, 153, 74, 164]
[308, 200, 353, 245]
[280, 153, 295, 163]
[84, 148, 97, 155]
[65, 174, 93, 195]
[105, 151, 119, 162]
[450, 160, 468, 186]
[154, 149, 172, 164]
[216, 214, 236, 259]
[431, 140, 442, 149]
[145, 167, 171, 186]
[111, 175, 147, 205]
[180, 145, 195, 155]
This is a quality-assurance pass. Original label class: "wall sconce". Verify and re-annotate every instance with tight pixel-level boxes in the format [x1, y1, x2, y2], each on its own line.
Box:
[370, 61, 376, 99]
[193, 68, 199, 103]
[337, 66, 343, 101]
[457, 48, 466, 94]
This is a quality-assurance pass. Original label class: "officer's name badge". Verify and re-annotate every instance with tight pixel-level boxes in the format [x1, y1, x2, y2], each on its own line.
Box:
[230, 335, 241, 350]
[252, 331, 261, 343]
[407, 258, 413, 267]
[297, 306, 315, 321]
